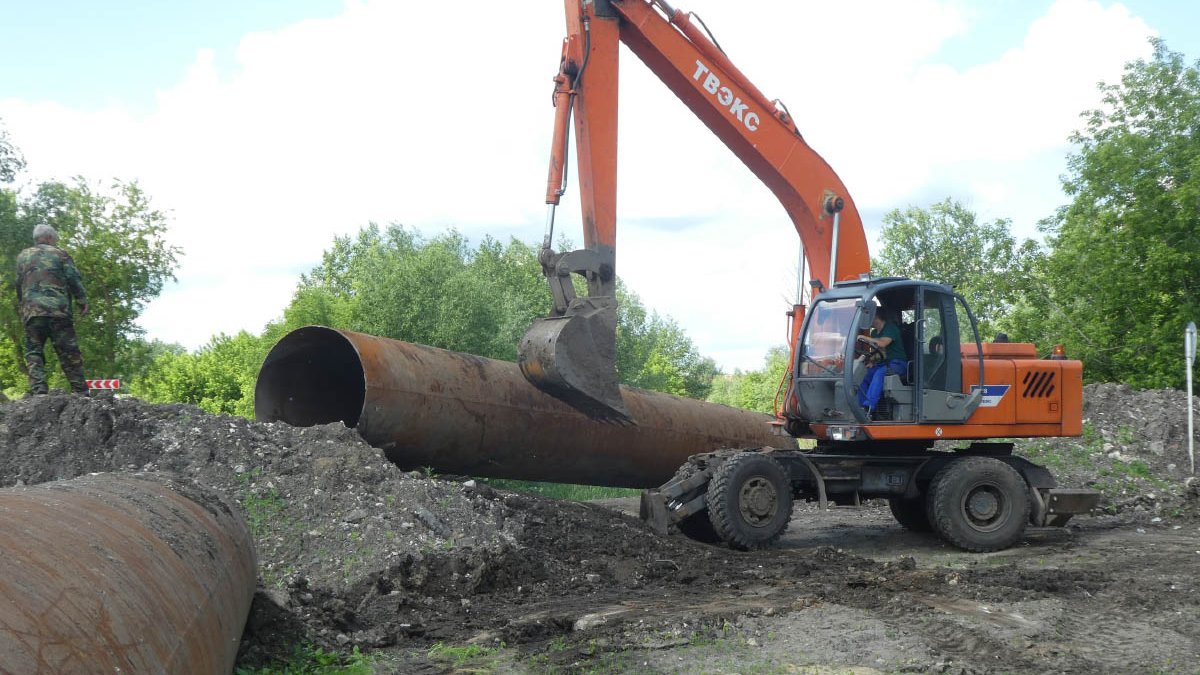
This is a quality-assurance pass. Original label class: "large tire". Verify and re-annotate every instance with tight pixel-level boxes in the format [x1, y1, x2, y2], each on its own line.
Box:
[928, 457, 1031, 552]
[888, 496, 932, 532]
[706, 452, 792, 551]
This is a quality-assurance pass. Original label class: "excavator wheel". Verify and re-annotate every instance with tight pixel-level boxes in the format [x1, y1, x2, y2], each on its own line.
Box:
[706, 452, 792, 551]
[888, 495, 932, 532]
[927, 457, 1031, 552]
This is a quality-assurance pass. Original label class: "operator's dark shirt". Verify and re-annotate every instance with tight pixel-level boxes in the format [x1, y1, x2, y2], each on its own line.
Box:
[874, 321, 907, 362]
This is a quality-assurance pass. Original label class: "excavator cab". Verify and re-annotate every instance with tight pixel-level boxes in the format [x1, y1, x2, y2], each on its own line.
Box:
[791, 278, 984, 428]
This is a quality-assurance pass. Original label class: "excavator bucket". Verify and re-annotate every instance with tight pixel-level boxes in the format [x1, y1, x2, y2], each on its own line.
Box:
[518, 299, 633, 425]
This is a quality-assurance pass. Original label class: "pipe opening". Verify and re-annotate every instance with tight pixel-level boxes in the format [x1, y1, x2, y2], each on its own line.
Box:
[254, 326, 365, 428]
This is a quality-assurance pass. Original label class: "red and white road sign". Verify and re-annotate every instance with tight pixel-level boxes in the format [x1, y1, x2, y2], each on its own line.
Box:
[86, 379, 121, 390]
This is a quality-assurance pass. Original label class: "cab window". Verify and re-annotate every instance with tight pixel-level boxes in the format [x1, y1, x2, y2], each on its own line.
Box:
[799, 298, 858, 376]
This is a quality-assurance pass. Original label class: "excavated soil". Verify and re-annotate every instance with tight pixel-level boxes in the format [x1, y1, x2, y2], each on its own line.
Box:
[0, 383, 1197, 673]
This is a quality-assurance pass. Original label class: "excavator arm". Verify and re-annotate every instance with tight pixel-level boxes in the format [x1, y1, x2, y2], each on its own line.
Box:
[519, 0, 870, 422]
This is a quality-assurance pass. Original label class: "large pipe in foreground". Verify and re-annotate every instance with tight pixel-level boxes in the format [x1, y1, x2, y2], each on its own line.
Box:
[0, 473, 257, 674]
[255, 326, 790, 487]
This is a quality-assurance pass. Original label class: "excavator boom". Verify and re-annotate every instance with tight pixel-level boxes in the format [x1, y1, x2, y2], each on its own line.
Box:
[520, 0, 869, 420]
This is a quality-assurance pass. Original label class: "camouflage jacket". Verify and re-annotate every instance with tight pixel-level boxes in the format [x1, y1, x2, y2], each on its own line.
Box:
[15, 244, 88, 322]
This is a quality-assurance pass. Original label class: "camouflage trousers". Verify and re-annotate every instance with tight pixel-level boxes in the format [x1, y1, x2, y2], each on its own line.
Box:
[24, 316, 87, 394]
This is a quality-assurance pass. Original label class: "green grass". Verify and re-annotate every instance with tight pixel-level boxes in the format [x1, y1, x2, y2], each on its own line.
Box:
[1117, 459, 1153, 479]
[1092, 457, 1173, 510]
[1020, 422, 1100, 470]
[483, 478, 638, 501]
[242, 486, 287, 537]
[237, 470, 288, 537]
[1021, 439, 1093, 471]
[236, 644, 373, 675]
[261, 564, 297, 590]
[1116, 424, 1138, 447]
[1098, 459, 1170, 489]
[426, 642, 503, 668]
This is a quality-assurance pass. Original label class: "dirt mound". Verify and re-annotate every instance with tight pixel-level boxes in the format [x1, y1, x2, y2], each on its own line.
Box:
[0, 383, 1196, 672]
[1013, 383, 1200, 520]
[0, 394, 866, 666]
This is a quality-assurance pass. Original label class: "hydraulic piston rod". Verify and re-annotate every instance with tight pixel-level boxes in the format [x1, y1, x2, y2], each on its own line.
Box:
[0, 473, 257, 674]
[255, 326, 790, 488]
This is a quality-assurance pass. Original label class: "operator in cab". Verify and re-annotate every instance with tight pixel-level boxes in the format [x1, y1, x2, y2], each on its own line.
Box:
[856, 308, 907, 417]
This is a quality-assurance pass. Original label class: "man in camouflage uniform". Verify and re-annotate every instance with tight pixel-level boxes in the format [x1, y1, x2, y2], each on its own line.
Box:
[16, 224, 89, 394]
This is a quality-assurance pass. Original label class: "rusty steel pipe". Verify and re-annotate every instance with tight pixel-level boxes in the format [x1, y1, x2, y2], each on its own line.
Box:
[0, 473, 257, 674]
[255, 326, 790, 488]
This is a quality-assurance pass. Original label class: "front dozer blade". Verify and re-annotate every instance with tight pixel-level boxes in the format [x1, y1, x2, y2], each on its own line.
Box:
[518, 300, 634, 425]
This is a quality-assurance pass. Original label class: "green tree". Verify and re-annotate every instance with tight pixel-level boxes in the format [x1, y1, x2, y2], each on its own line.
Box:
[1006, 40, 1200, 387]
[4, 179, 181, 382]
[291, 223, 716, 394]
[141, 223, 719, 416]
[0, 120, 25, 184]
[706, 345, 788, 414]
[132, 332, 265, 417]
[0, 123, 179, 394]
[289, 224, 548, 360]
[615, 288, 718, 399]
[872, 198, 1040, 339]
[0, 135, 29, 390]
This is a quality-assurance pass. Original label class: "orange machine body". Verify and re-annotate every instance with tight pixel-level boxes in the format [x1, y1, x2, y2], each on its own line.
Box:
[537, 1, 1083, 449]
[811, 342, 1084, 442]
[538, 2, 1100, 551]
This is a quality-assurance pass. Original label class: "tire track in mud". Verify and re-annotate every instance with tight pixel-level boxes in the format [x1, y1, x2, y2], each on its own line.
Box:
[782, 564, 1111, 672]
[1050, 609, 1199, 673]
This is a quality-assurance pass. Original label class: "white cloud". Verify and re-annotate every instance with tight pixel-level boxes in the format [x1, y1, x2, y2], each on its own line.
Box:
[0, 0, 1156, 370]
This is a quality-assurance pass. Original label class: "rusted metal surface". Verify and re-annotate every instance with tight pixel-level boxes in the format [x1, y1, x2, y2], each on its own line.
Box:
[255, 326, 791, 488]
[0, 473, 257, 674]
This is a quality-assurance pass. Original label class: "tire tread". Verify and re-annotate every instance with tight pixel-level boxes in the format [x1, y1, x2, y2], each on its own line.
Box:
[706, 452, 791, 551]
[929, 456, 1030, 552]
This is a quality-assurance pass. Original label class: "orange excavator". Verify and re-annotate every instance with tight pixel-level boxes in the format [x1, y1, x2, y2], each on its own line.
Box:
[519, 0, 1098, 552]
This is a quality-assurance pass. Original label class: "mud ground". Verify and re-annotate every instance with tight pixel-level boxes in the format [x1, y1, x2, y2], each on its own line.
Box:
[560, 499, 1200, 674]
[0, 384, 1196, 673]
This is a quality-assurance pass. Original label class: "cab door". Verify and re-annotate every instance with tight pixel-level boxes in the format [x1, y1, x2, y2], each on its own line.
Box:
[918, 288, 969, 422]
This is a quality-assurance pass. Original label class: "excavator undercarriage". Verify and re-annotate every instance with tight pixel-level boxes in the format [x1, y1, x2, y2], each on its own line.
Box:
[639, 447, 1099, 552]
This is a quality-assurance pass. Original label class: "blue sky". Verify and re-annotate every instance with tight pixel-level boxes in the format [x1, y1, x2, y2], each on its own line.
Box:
[1, 0, 342, 111]
[6, 1, 1197, 107]
[938, 1, 1200, 66]
[0, 1, 1194, 370]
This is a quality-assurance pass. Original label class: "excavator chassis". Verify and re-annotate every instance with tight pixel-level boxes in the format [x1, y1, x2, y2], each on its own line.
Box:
[641, 446, 1100, 552]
